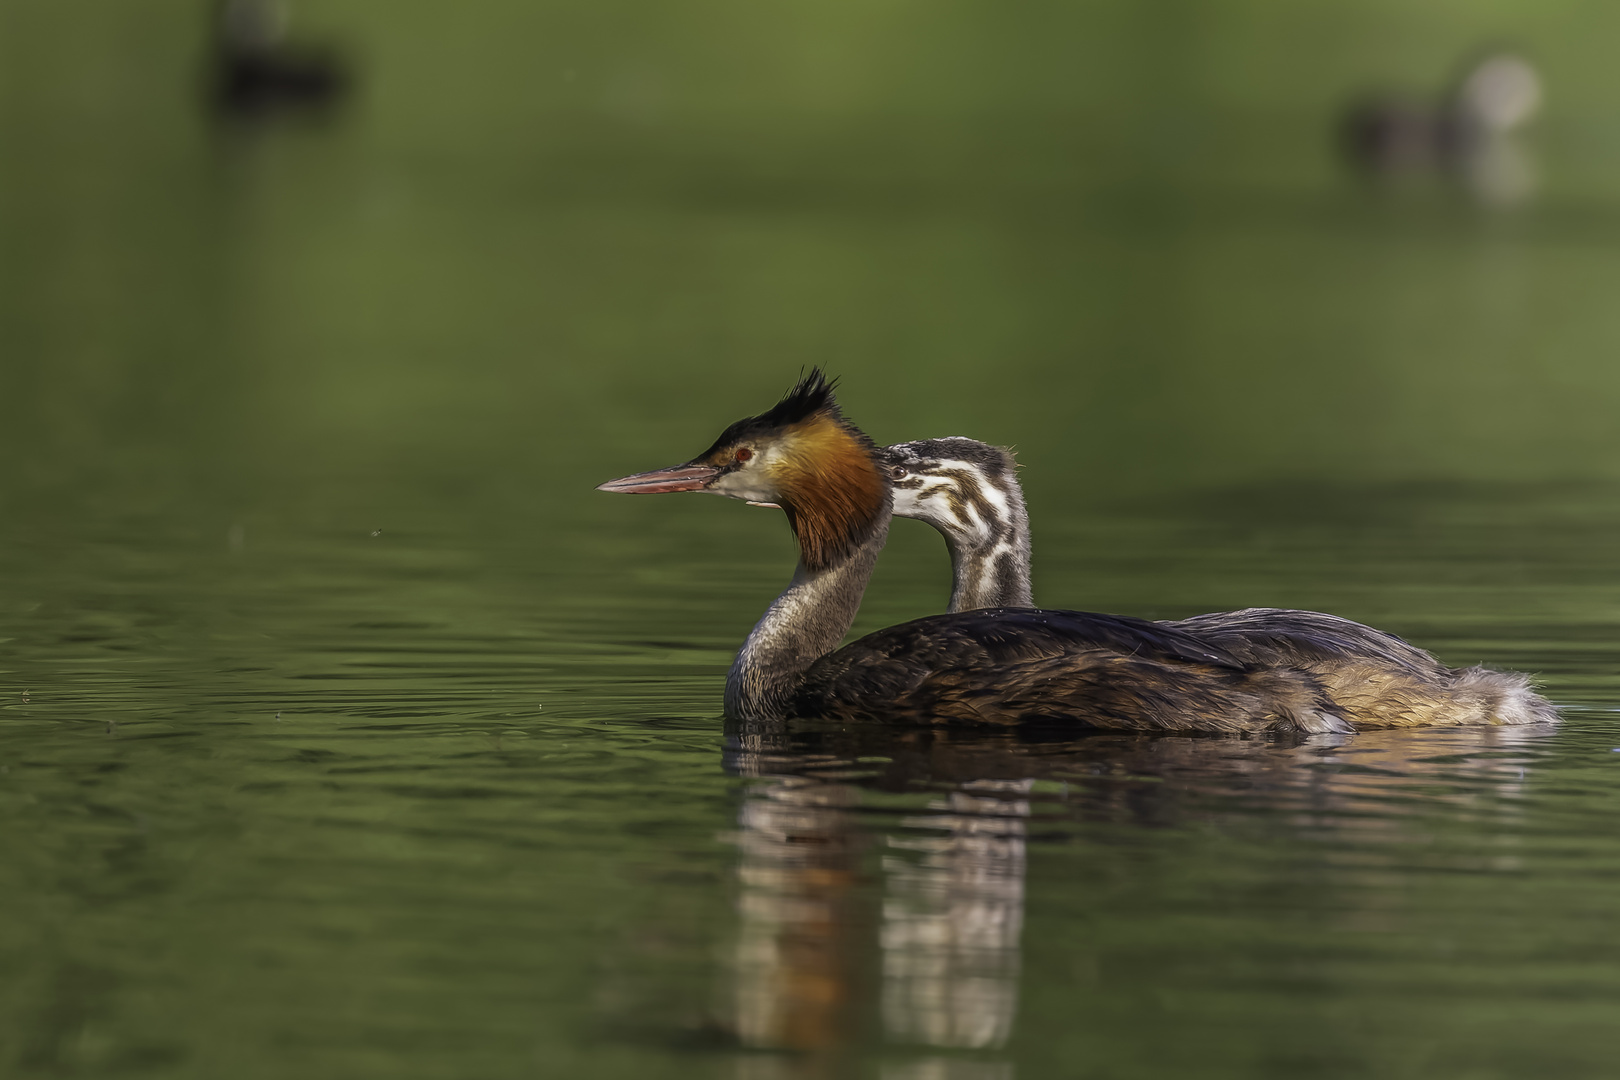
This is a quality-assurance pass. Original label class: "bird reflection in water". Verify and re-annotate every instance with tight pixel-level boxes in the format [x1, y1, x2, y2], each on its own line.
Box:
[718, 718, 1558, 1076]
[881, 779, 1027, 1054]
[726, 722, 1024, 1080]
[729, 768, 865, 1060]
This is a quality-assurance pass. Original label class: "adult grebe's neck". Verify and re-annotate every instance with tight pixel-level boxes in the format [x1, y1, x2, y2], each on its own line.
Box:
[725, 511, 890, 720]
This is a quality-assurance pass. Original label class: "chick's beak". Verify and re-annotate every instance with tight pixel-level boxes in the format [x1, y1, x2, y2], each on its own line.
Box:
[596, 463, 721, 494]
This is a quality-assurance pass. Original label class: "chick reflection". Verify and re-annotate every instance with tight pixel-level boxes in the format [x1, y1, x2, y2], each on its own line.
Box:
[882, 779, 1027, 1051]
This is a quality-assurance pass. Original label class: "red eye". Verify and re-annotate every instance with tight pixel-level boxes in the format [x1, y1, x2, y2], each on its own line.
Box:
[735, 447, 754, 463]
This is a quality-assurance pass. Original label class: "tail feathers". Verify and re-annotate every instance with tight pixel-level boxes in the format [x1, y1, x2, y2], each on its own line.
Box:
[1456, 666, 1559, 726]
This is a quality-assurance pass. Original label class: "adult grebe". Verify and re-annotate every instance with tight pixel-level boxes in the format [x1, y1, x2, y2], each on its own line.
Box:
[881, 437, 1557, 728]
[598, 372, 1552, 731]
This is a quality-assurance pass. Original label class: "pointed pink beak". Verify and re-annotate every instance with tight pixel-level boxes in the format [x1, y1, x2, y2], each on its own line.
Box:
[596, 463, 721, 494]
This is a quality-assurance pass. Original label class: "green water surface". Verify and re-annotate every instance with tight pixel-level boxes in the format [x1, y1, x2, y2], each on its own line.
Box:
[5, 2, 1620, 1077]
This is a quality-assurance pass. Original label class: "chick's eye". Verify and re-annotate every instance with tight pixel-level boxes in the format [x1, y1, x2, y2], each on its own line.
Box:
[735, 447, 754, 463]
[890, 465, 907, 479]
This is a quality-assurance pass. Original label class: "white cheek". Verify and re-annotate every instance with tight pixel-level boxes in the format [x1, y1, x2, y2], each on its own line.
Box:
[893, 478, 949, 525]
[709, 465, 777, 503]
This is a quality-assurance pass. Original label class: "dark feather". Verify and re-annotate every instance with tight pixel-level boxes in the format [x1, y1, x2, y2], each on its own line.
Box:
[882, 438, 1018, 482]
[785, 608, 1347, 732]
[1170, 608, 1445, 676]
[813, 608, 1242, 672]
[693, 368, 848, 461]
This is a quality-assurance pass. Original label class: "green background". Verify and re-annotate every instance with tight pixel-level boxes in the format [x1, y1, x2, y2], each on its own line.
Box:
[4, 1, 1620, 1077]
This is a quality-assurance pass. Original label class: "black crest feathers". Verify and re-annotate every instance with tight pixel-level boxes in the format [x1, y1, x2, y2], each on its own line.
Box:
[695, 367, 852, 461]
[759, 368, 839, 429]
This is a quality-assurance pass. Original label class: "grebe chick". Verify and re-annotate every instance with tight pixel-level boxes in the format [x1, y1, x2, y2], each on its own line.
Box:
[883, 438, 1032, 612]
[602, 371, 1397, 734]
[880, 436, 1556, 729]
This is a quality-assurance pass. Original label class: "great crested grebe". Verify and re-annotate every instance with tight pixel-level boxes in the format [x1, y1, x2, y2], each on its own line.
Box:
[877, 436, 1556, 728]
[598, 372, 1555, 732]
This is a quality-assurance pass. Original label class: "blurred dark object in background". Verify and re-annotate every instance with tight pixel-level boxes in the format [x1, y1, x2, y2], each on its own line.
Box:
[1339, 51, 1542, 204]
[210, 0, 350, 117]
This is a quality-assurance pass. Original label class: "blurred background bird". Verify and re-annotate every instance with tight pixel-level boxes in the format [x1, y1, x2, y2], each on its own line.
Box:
[210, 0, 350, 117]
[1339, 50, 1543, 202]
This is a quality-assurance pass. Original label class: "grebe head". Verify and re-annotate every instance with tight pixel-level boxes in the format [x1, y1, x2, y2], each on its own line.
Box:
[882, 438, 1021, 539]
[881, 437, 1032, 611]
[597, 369, 888, 572]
